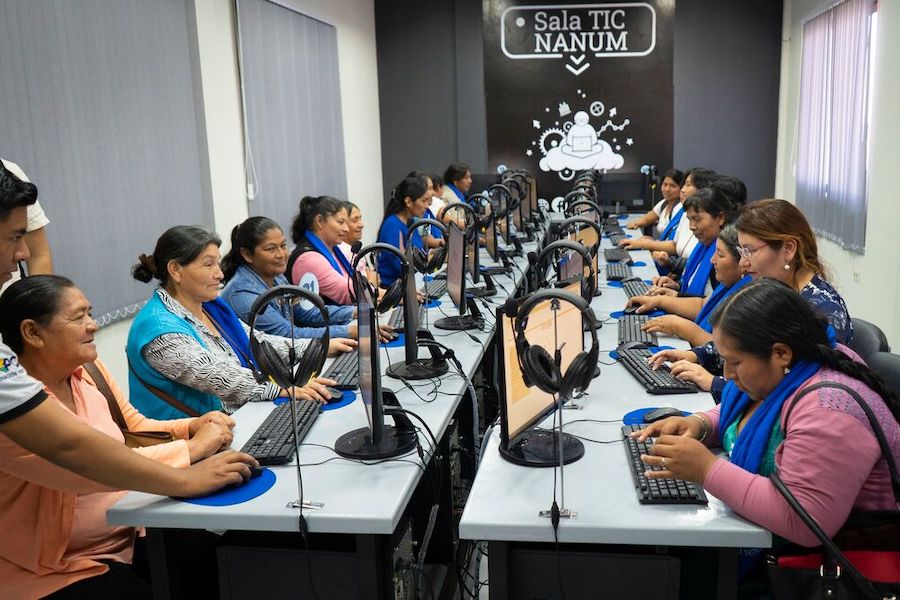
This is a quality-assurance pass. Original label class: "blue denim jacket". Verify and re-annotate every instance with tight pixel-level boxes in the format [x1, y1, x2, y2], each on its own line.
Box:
[222, 265, 355, 338]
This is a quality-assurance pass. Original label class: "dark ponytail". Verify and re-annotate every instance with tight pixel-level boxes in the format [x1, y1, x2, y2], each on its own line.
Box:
[290, 195, 346, 244]
[220, 216, 282, 283]
[383, 176, 427, 217]
[132, 226, 221, 287]
[710, 279, 900, 422]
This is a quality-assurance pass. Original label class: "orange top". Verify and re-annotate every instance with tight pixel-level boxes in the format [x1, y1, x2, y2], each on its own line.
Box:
[0, 360, 194, 599]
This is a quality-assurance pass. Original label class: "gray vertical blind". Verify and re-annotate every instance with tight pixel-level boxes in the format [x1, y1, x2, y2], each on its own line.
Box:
[0, 0, 212, 325]
[236, 0, 347, 235]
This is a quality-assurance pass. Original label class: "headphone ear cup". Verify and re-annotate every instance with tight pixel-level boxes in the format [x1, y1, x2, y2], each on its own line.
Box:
[258, 341, 293, 389]
[412, 248, 428, 273]
[293, 339, 327, 387]
[560, 351, 593, 400]
[379, 280, 404, 313]
[427, 246, 446, 273]
[522, 344, 561, 394]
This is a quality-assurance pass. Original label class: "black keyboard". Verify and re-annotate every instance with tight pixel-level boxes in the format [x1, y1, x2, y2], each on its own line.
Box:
[622, 279, 650, 298]
[387, 305, 427, 330]
[622, 424, 708, 504]
[322, 349, 359, 390]
[607, 232, 627, 245]
[422, 280, 447, 299]
[240, 400, 321, 465]
[604, 247, 633, 264]
[606, 263, 633, 281]
[617, 347, 698, 394]
[618, 314, 658, 347]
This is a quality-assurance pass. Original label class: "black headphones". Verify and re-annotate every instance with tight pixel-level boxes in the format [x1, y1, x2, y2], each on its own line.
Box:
[467, 192, 495, 230]
[486, 184, 511, 219]
[504, 178, 525, 207]
[563, 190, 593, 213]
[406, 218, 447, 274]
[510, 289, 599, 401]
[533, 239, 595, 302]
[351, 243, 408, 313]
[555, 216, 603, 255]
[442, 200, 479, 244]
[249, 285, 330, 389]
[564, 199, 604, 221]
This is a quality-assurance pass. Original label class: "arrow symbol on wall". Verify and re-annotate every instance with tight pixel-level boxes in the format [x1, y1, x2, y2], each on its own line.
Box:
[570, 54, 586, 65]
[566, 61, 590, 76]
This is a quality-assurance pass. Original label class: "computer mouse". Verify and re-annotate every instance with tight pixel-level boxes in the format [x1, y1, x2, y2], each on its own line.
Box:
[643, 406, 684, 423]
[622, 305, 638, 315]
[617, 341, 649, 352]
[248, 465, 265, 479]
[324, 387, 344, 402]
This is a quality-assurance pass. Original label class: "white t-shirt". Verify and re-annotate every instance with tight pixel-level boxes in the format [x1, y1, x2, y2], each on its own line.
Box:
[0, 337, 47, 424]
[652, 200, 681, 237]
[1, 159, 50, 293]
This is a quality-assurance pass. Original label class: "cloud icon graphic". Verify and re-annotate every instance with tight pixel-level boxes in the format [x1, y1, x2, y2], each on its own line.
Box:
[538, 139, 624, 173]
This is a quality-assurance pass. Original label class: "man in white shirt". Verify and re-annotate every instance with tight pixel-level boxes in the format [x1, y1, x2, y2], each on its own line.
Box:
[0, 159, 52, 295]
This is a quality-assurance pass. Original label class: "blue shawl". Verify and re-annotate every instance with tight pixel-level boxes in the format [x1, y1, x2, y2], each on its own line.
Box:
[694, 275, 752, 332]
[681, 240, 717, 296]
[448, 183, 466, 203]
[659, 206, 684, 241]
[203, 296, 256, 370]
[305, 230, 353, 276]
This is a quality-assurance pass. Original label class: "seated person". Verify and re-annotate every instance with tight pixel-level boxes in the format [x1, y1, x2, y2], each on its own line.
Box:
[407, 170, 444, 248]
[429, 173, 447, 222]
[376, 176, 431, 287]
[338, 200, 365, 266]
[221, 216, 359, 339]
[624, 169, 684, 237]
[620, 168, 716, 269]
[628, 225, 750, 347]
[287, 196, 356, 306]
[635, 279, 899, 593]
[441, 162, 472, 206]
[0, 275, 235, 599]
[651, 199, 853, 395]
[127, 226, 340, 419]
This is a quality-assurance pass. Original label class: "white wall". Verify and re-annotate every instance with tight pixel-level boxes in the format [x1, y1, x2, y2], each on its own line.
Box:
[775, 0, 900, 349]
[95, 0, 383, 391]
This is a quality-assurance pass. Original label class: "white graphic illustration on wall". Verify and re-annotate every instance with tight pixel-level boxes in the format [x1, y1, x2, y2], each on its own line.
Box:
[533, 94, 632, 181]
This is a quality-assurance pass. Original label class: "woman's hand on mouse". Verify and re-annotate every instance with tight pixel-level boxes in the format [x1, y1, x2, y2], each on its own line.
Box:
[632, 415, 700, 442]
[641, 434, 718, 484]
[648, 349, 697, 370]
[186, 421, 234, 463]
[669, 361, 714, 391]
[281, 377, 338, 404]
[627, 295, 659, 313]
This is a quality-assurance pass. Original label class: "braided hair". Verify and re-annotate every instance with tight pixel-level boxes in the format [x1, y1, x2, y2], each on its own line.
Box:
[709, 278, 899, 422]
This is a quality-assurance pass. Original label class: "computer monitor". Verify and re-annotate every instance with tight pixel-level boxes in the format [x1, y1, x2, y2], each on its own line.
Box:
[335, 281, 417, 459]
[385, 245, 449, 380]
[496, 293, 586, 466]
[467, 227, 480, 285]
[484, 212, 498, 262]
[435, 223, 480, 330]
[558, 249, 583, 283]
[570, 229, 600, 296]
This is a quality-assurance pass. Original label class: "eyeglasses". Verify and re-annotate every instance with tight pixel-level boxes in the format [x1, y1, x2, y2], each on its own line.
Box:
[735, 243, 769, 259]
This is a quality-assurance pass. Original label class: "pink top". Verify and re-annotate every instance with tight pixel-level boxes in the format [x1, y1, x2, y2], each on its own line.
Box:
[0, 360, 193, 599]
[292, 249, 354, 306]
[701, 365, 900, 547]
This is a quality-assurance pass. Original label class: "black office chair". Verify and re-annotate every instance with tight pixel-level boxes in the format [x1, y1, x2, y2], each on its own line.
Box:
[867, 352, 900, 399]
[849, 318, 891, 361]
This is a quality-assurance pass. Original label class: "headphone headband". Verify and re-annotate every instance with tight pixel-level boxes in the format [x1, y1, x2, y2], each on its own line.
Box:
[351, 242, 408, 273]
[351, 242, 409, 312]
[564, 199, 604, 219]
[534, 239, 595, 300]
[405, 218, 447, 244]
[556, 215, 603, 254]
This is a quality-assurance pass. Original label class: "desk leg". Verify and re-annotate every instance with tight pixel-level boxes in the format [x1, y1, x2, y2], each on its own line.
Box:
[357, 534, 387, 600]
[716, 548, 738, 600]
[487, 541, 509, 600]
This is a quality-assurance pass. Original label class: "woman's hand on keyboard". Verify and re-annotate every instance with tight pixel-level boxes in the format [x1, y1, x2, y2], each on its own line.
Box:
[627, 294, 660, 313]
[641, 434, 717, 483]
[283, 377, 338, 404]
[643, 315, 684, 336]
[632, 416, 699, 442]
[648, 349, 697, 370]
[327, 338, 358, 357]
[668, 361, 714, 391]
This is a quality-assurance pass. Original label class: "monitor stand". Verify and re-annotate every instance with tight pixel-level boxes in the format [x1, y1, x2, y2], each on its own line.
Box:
[499, 430, 585, 467]
[434, 298, 482, 331]
[334, 391, 418, 460]
[468, 273, 497, 298]
[386, 331, 449, 380]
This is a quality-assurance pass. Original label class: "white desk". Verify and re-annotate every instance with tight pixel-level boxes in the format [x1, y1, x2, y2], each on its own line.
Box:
[458, 222, 771, 599]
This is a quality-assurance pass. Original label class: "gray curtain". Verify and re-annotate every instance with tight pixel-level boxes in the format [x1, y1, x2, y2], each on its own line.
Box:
[235, 0, 347, 238]
[0, 0, 212, 325]
[795, 0, 874, 253]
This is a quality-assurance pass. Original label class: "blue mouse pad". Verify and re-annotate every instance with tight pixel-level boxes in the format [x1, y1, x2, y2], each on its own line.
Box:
[179, 468, 276, 506]
[623, 407, 692, 426]
[618, 214, 629, 220]
[424, 298, 440, 309]
[606, 280, 653, 289]
[384, 332, 406, 348]
[322, 390, 355, 411]
[632, 261, 647, 267]
[609, 309, 666, 319]
[423, 274, 434, 282]
[608, 345, 674, 361]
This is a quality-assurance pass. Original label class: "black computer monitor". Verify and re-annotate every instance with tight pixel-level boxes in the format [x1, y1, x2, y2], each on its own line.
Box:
[385, 245, 449, 380]
[484, 212, 498, 262]
[434, 223, 479, 330]
[467, 227, 480, 285]
[496, 292, 586, 467]
[335, 279, 417, 459]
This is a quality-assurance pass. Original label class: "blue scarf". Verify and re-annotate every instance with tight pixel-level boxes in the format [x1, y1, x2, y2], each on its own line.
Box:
[305, 230, 352, 276]
[681, 240, 717, 296]
[694, 275, 751, 332]
[202, 296, 256, 370]
[448, 183, 466, 203]
[659, 205, 684, 241]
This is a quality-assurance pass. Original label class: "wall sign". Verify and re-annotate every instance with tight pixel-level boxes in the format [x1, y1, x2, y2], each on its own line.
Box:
[484, 0, 674, 204]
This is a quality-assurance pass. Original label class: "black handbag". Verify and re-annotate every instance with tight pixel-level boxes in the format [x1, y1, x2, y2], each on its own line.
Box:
[765, 381, 900, 600]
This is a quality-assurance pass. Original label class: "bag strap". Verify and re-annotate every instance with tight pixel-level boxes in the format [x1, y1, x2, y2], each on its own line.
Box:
[770, 473, 886, 600]
[127, 360, 201, 418]
[82, 361, 129, 431]
[784, 381, 900, 503]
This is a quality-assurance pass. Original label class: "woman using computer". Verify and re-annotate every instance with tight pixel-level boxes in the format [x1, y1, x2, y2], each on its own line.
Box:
[440, 162, 472, 206]
[650, 199, 853, 396]
[624, 169, 684, 237]
[221, 216, 358, 339]
[627, 225, 750, 347]
[635, 279, 899, 592]
[127, 226, 341, 419]
[376, 176, 431, 287]
[0, 275, 235, 599]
